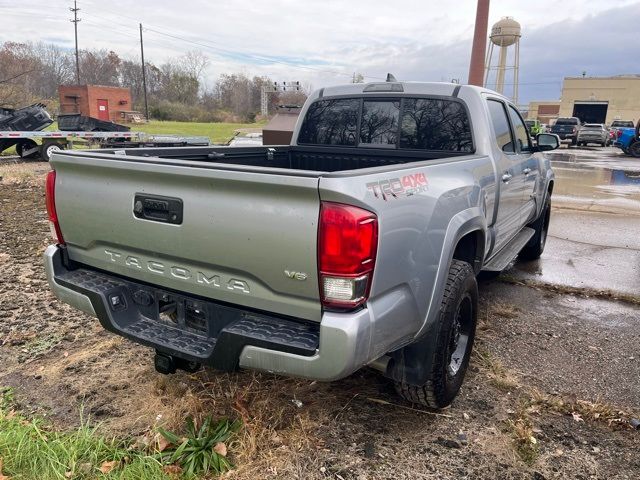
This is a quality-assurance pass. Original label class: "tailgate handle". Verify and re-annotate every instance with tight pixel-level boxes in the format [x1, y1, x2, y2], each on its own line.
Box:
[133, 194, 183, 225]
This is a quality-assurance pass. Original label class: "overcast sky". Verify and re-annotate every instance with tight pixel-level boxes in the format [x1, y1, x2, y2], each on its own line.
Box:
[2, 0, 639, 104]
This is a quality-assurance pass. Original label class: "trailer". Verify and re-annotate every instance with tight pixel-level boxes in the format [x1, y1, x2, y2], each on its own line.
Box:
[0, 130, 210, 161]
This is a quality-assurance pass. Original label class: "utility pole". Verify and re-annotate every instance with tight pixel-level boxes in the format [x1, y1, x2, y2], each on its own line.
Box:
[139, 23, 149, 120]
[467, 0, 490, 86]
[69, 0, 81, 84]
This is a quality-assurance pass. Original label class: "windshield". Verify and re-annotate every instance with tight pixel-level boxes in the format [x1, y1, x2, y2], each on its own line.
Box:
[583, 124, 603, 129]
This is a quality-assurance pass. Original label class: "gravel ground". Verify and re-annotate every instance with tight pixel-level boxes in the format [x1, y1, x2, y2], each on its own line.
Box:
[1, 162, 639, 479]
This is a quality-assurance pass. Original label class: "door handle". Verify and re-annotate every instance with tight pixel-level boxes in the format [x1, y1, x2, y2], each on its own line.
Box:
[523, 168, 532, 175]
[502, 173, 512, 183]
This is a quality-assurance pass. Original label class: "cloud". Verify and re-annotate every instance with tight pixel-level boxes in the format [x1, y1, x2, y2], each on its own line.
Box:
[0, 0, 638, 103]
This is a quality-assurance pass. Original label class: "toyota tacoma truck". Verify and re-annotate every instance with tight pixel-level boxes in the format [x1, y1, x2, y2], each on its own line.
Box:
[44, 82, 557, 408]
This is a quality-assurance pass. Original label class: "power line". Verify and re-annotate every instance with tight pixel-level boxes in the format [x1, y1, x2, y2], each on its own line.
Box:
[142, 27, 386, 81]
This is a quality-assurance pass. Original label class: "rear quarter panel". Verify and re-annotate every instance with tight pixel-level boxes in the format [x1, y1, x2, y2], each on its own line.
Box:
[319, 154, 495, 354]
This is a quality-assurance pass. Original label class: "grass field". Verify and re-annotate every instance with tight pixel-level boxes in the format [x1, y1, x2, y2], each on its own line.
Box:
[0, 120, 265, 156]
[131, 120, 265, 144]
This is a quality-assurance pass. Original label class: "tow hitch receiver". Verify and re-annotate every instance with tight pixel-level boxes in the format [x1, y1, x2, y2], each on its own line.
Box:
[154, 351, 201, 375]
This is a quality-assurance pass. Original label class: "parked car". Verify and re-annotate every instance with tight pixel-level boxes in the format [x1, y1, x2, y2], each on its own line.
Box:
[43, 82, 557, 409]
[525, 119, 543, 136]
[614, 120, 640, 157]
[550, 117, 581, 145]
[577, 123, 610, 147]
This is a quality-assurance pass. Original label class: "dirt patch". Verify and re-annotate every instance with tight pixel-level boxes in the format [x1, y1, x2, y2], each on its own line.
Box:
[1, 167, 639, 479]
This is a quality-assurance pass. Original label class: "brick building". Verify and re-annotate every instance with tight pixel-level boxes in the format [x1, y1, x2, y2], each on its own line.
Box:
[58, 85, 132, 123]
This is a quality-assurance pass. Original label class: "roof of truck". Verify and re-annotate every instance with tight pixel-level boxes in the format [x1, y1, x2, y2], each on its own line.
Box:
[316, 81, 506, 100]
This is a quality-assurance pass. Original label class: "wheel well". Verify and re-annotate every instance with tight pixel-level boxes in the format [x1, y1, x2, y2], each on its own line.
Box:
[452, 230, 484, 273]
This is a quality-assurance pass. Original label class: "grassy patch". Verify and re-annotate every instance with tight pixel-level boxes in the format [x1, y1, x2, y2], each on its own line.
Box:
[474, 349, 520, 392]
[488, 301, 520, 319]
[19, 333, 63, 363]
[131, 120, 265, 144]
[0, 389, 167, 480]
[528, 389, 629, 427]
[506, 415, 539, 465]
[498, 275, 640, 306]
[158, 416, 241, 477]
[0, 388, 241, 479]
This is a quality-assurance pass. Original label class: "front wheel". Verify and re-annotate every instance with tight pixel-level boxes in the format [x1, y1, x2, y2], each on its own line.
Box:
[520, 196, 551, 260]
[395, 260, 478, 409]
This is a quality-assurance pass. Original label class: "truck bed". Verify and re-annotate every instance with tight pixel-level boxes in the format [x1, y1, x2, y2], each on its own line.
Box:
[99, 145, 469, 173]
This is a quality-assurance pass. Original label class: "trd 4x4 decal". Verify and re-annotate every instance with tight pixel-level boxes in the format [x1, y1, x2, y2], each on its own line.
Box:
[366, 173, 428, 200]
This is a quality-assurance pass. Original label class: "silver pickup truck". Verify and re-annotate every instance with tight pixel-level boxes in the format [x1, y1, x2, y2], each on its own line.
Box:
[44, 82, 557, 408]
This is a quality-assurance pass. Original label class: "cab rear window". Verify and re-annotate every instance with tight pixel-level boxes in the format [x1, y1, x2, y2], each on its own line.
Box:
[298, 97, 474, 152]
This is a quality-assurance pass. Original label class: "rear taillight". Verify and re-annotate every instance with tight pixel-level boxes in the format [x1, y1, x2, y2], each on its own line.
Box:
[572, 127, 577, 133]
[45, 170, 65, 245]
[318, 202, 378, 309]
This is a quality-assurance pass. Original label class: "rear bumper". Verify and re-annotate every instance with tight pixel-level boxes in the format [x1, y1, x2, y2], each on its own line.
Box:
[44, 245, 377, 381]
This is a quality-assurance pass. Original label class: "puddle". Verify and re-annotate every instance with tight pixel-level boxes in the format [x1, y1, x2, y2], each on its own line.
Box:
[546, 150, 640, 213]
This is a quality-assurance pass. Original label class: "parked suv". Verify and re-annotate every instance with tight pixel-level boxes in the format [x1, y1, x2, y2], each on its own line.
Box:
[577, 124, 610, 147]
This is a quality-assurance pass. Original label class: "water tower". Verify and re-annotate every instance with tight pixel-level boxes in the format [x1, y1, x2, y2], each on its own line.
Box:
[484, 17, 521, 103]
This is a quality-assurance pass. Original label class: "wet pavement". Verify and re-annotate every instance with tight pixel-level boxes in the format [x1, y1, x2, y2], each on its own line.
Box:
[547, 147, 640, 214]
[504, 147, 640, 298]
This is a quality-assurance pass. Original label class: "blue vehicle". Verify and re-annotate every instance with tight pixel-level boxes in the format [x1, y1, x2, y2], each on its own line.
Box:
[614, 121, 640, 157]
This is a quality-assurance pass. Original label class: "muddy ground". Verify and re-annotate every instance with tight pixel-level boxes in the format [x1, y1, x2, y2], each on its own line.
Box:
[1, 158, 639, 479]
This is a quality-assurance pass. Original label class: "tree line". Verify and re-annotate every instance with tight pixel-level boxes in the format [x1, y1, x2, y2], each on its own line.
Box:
[0, 41, 308, 122]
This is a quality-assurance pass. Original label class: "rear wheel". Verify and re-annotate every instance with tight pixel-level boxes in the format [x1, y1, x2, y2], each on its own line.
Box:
[629, 141, 640, 158]
[394, 260, 478, 409]
[520, 195, 551, 260]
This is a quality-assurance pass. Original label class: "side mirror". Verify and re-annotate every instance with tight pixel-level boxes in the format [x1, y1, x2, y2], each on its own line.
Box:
[536, 133, 560, 152]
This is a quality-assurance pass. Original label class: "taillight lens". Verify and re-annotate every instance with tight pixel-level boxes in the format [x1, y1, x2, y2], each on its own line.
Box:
[318, 202, 378, 309]
[45, 170, 65, 245]
[572, 127, 577, 133]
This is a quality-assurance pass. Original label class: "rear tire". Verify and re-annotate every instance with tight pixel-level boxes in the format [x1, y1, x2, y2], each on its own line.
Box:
[394, 260, 478, 409]
[520, 195, 551, 260]
[629, 141, 640, 158]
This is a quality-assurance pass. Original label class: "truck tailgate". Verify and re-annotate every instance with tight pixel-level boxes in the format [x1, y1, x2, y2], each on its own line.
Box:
[51, 153, 322, 321]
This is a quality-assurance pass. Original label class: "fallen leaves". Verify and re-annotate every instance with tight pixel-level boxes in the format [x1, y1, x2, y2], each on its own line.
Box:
[162, 464, 182, 476]
[213, 442, 227, 457]
[99, 460, 117, 474]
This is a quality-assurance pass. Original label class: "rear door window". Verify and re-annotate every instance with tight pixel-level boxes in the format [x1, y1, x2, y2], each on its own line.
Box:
[400, 99, 473, 152]
[297, 98, 359, 146]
